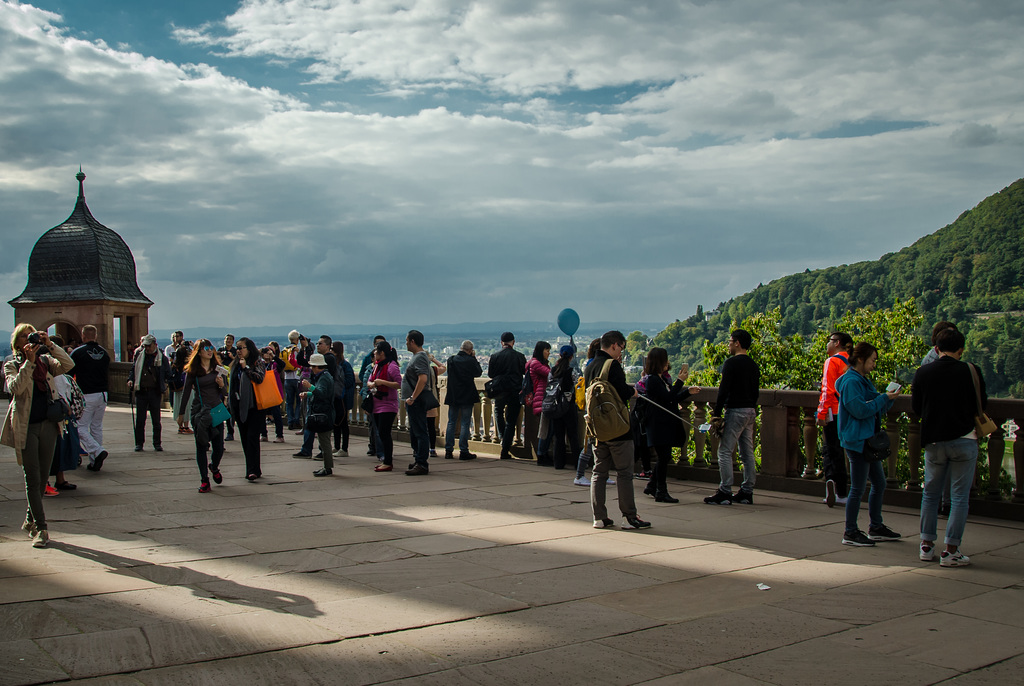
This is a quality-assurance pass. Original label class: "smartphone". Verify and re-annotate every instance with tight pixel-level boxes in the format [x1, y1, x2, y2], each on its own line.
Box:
[886, 381, 901, 393]
[678, 363, 689, 379]
[698, 423, 712, 434]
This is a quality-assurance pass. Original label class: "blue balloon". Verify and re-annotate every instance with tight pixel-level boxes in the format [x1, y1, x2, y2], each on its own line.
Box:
[557, 308, 580, 336]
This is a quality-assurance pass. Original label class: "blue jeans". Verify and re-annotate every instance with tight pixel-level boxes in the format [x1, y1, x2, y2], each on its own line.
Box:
[717, 408, 757, 493]
[407, 401, 430, 465]
[445, 404, 474, 453]
[920, 438, 977, 548]
[576, 438, 594, 479]
[284, 379, 300, 424]
[845, 449, 886, 535]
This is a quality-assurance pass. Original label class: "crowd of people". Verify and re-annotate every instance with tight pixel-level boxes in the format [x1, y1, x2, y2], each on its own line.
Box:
[2, 321, 987, 567]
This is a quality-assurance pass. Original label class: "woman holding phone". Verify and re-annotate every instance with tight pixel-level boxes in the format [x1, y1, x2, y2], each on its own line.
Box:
[835, 341, 902, 547]
[229, 337, 266, 481]
[2, 325, 75, 548]
[178, 339, 227, 492]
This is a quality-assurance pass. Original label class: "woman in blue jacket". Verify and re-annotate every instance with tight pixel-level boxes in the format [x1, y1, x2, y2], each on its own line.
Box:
[835, 342, 902, 547]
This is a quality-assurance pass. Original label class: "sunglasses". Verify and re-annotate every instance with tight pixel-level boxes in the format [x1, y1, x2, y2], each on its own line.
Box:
[202, 345, 215, 352]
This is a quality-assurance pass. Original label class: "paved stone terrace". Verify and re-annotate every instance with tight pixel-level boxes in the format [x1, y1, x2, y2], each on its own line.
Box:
[2, 401, 1024, 685]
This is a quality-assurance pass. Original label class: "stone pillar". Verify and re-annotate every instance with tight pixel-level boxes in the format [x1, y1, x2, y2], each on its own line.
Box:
[885, 411, 901, 488]
[759, 405, 787, 477]
[802, 411, 818, 478]
[987, 421, 1006, 501]
[786, 406, 801, 477]
[692, 402, 708, 468]
[907, 415, 922, 491]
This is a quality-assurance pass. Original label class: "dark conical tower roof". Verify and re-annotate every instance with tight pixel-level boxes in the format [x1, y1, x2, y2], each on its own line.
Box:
[8, 170, 152, 306]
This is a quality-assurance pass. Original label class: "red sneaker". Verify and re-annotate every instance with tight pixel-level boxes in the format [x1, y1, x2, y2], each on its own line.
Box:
[374, 464, 393, 472]
[44, 483, 59, 497]
[198, 481, 211, 493]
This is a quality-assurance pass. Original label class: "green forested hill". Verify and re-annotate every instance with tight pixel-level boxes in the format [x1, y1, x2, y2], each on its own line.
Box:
[655, 178, 1024, 397]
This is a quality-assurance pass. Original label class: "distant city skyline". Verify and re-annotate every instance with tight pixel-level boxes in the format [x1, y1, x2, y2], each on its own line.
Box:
[2, 1, 1022, 330]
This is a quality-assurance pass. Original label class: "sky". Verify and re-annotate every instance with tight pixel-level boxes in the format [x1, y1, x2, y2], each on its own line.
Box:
[1, 0, 1021, 332]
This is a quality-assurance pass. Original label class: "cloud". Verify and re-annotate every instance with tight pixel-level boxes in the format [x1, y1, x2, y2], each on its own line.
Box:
[1, 1, 1023, 331]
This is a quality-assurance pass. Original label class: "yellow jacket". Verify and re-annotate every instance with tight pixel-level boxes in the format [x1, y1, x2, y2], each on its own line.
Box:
[1, 344, 75, 463]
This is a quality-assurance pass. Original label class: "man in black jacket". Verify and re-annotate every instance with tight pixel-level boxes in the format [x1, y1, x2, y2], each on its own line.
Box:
[704, 329, 761, 505]
[585, 330, 650, 530]
[71, 325, 110, 471]
[487, 332, 526, 459]
[444, 340, 483, 460]
[912, 328, 985, 568]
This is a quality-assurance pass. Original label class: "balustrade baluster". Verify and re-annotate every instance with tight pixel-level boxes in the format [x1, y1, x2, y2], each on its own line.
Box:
[987, 422, 1006, 500]
[786, 407, 801, 477]
[692, 403, 708, 468]
[885, 411, 901, 488]
[802, 410, 817, 479]
[906, 415, 921, 491]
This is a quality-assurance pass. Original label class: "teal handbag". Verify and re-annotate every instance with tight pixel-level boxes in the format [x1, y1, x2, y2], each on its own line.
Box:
[209, 402, 230, 427]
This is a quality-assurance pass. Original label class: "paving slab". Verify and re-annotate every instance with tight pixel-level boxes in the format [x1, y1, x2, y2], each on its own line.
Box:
[395, 600, 663, 666]
[590, 570, 812, 622]
[722, 636, 959, 685]
[598, 605, 850, 670]
[290, 582, 529, 637]
[466, 560, 661, 606]
[938, 587, 1024, 628]
[134, 637, 454, 686]
[831, 610, 1024, 671]
[434, 641, 677, 685]
[35, 626, 155, 679]
[0, 637, 71, 685]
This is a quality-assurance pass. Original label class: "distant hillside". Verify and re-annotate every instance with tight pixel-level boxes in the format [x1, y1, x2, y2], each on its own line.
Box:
[656, 178, 1024, 396]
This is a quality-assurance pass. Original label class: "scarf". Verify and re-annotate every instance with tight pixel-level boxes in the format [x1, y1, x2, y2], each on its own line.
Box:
[32, 354, 50, 392]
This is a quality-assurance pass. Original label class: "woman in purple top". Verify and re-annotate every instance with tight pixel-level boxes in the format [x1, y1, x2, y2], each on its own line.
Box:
[178, 339, 227, 493]
[367, 341, 402, 471]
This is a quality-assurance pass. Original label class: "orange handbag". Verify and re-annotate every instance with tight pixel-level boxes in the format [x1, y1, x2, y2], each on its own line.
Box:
[254, 368, 284, 410]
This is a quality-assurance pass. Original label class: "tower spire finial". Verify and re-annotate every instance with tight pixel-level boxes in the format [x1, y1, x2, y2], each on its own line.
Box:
[76, 166, 86, 200]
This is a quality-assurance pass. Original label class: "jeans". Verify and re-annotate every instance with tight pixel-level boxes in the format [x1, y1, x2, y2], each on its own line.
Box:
[920, 438, 977, 548]
[134, 388, 163, 448]
[494, 395, 521, 455]
[78, 391, 107, 462]
[445, 404, 474, 453]
[284, 379, 300, 425]
[576, 438, 594, 479]
[407, 401, 430, 465]
[649, 444, 674, 494]
[821, 420, 847, 495]
[376, 412, 396, 465]
[591, 439, 637, 520]
[845, 448, 886, 534]
[717, 408, 757, 493]
[23, 420, 59, 530]
[333, 397, 349, 452]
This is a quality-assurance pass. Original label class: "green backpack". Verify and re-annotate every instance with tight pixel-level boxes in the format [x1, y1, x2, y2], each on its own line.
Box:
[584, 359, 631, 441]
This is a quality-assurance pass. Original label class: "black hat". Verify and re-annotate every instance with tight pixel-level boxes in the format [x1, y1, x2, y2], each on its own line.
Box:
[500, 331, 515, 343]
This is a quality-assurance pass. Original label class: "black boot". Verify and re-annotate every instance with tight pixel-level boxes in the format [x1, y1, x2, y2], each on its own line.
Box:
[655, 492, 679, 503]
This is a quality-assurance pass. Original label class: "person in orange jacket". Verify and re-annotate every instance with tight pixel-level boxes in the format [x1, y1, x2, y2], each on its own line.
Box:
[818, 331, 853, 507]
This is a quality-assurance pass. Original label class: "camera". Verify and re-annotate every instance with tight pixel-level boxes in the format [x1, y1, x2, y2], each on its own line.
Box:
[27, 332, 43, 346]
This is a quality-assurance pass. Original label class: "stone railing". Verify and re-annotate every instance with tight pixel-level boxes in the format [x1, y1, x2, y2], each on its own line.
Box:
[346, 381, 1023, 516]
[668, 390, 1024, 517]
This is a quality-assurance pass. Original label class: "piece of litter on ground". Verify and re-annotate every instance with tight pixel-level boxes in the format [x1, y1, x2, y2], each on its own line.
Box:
[756, 583, 771, 590]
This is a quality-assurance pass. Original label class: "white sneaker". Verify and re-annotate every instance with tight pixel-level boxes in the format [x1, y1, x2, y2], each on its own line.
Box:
[32, 530, 49, 548]
[920, 542, 935, 561]
[940, 550, 970, 567]
[335, 449, 348, 457]
[607, 478, 616, 485]
[834, 496, 848, 505]
[825, 479, 836, 508]
[574, 476, 591, 486]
